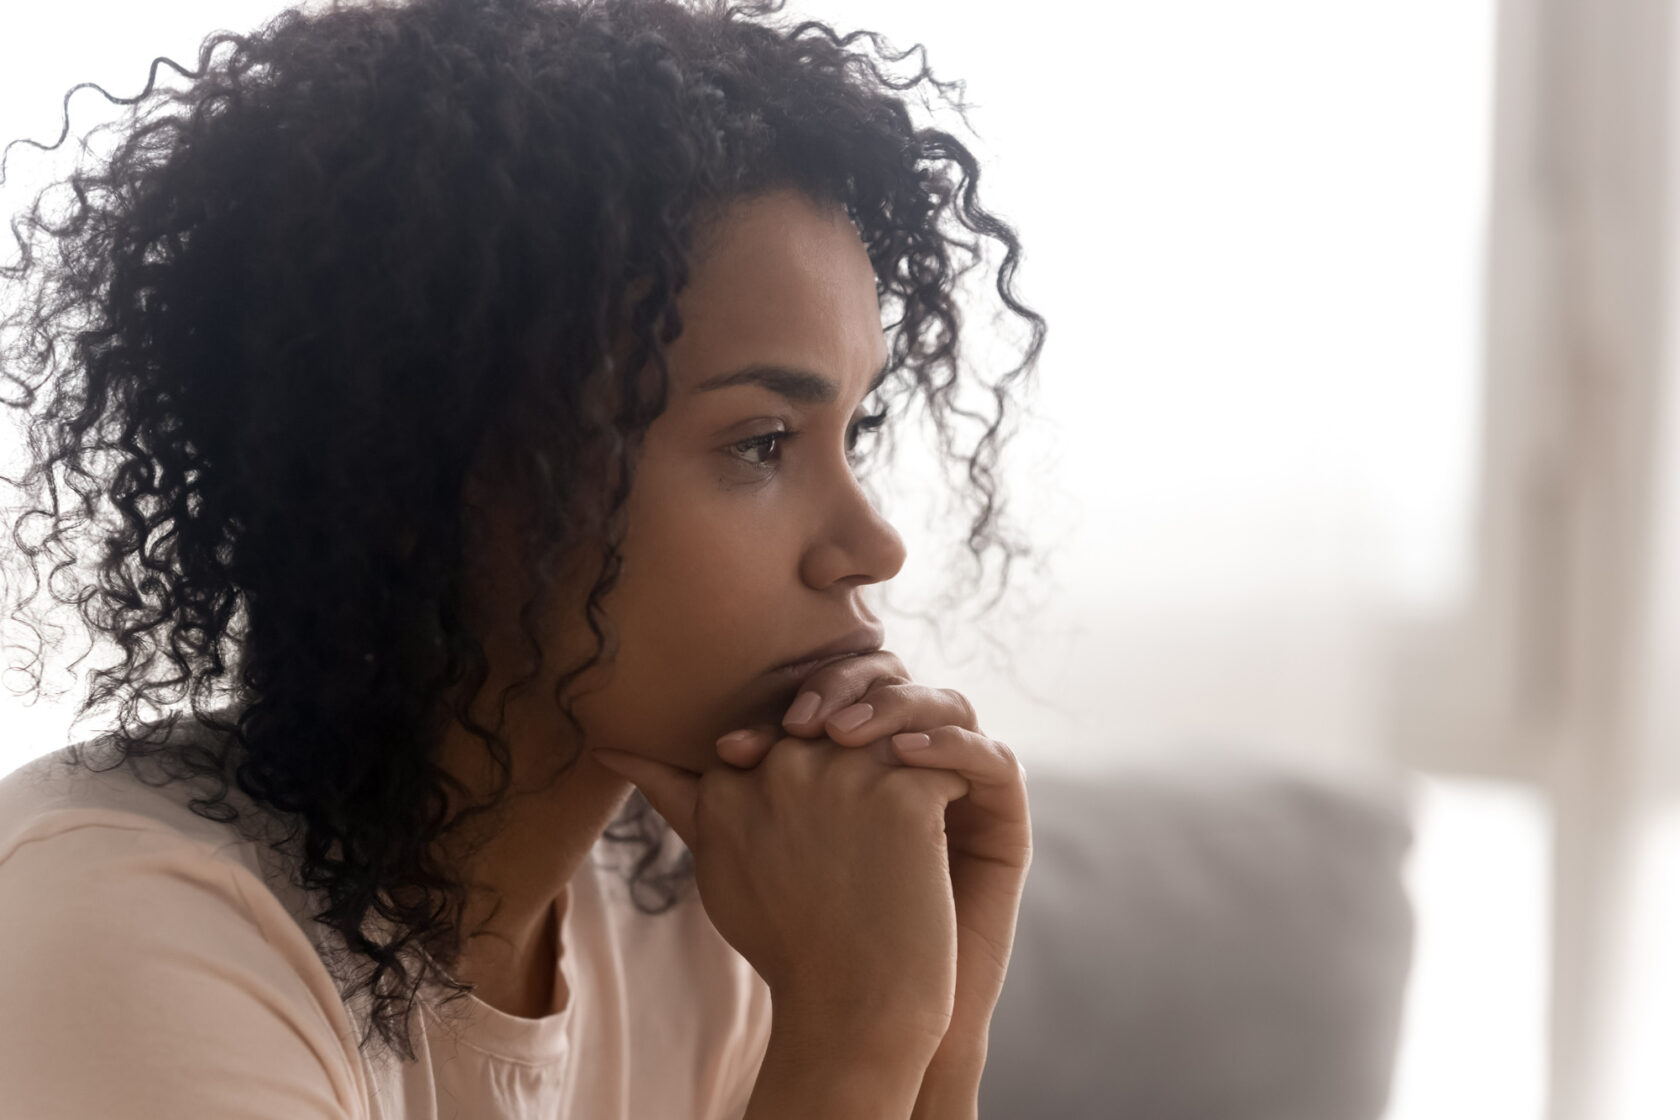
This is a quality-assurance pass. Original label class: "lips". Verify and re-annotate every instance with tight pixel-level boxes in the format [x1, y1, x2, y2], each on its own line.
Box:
[772, 650, 864, 681]
[770, 626, 885, 677]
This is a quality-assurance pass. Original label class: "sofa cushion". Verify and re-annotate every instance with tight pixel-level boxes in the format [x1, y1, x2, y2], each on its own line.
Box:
[980, 746, 1416, 1120]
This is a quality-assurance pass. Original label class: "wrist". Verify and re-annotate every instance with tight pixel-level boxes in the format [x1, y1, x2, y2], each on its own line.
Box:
[768, 1002, 943, 1068]
[926, 1044, 986, 1075]
[909, 1053, 985, 1120]
[769, 988, 949, 1064]
[749, 1011, 935, 1120]
[908, 1034, 988, 1120]
[929, 1025, 988, 1069]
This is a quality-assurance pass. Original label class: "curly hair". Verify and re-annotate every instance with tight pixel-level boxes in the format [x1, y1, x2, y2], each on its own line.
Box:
[0, 0, 1044, 1064]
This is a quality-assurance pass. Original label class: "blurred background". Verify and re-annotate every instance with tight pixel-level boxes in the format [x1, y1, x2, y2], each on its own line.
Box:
[3, 1, 1677, 1117]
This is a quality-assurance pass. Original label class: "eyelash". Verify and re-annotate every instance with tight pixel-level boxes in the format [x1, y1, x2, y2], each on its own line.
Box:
[730, 413, 888, 472]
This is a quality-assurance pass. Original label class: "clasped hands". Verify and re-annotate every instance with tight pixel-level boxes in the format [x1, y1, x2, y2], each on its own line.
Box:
[715, 650, 1032, 1055]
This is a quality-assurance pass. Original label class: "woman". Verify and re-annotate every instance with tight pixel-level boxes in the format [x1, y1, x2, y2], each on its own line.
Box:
[0, 0, 1044, 1116]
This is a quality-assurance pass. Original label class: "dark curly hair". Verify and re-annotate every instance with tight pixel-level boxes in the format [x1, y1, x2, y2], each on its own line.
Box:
[0, 0, 1044, 1064]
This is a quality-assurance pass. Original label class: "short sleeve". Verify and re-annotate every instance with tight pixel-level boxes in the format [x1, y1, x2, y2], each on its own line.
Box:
[0, 819, 362, 1120]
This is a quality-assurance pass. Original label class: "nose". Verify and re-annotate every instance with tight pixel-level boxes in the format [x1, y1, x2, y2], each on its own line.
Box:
[799, 474, 907, 590]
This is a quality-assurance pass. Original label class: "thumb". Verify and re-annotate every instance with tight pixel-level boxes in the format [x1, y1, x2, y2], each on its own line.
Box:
[713, 722, 787, 768]
[591, 748, 702, 852]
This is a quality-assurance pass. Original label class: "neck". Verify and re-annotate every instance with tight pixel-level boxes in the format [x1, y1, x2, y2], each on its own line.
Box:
[431, 712, 632, 1020]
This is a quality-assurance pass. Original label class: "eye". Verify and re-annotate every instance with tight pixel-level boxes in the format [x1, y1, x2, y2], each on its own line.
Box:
[729, 427, 791, 469]
[727, 412, 888, 472]
[845, 412, 887, 465]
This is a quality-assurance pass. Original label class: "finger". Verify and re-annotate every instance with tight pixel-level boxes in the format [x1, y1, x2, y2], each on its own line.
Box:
[720, 723, 907, 771]
[713, 724, 782, 768]
[779, 648, 913, 736]
[890, 726, 1030, 859]
[589, 748, 702, 851]
[818, 681, 981, 748]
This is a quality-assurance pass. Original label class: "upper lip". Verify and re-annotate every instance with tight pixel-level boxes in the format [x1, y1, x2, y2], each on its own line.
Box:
[772, 627, 885, 673]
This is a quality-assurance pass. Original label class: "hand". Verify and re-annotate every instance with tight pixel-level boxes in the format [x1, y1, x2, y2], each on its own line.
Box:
[716, 650, 1033, 1058]
[590, 716, 971, 1055]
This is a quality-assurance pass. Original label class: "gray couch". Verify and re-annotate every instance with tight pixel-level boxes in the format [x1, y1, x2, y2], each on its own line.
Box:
[981, 747, 1416, 1120]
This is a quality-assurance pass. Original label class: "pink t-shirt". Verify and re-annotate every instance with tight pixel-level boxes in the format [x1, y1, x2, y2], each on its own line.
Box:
[0, 724, 773, 1120]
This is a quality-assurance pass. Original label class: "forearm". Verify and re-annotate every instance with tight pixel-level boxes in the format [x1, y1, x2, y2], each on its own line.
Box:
[744, 1010, 937, 1120]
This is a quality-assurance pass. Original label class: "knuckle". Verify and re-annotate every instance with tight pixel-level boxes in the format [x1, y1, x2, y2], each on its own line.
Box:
[761, 735, 816, 778]
[809, 649, 901, 692]
[941, 687, 979, 727]
[862, 681, 910, 711]
[819, 744, 879, 799]
[851, 673, 910, 703]
[879, 768, 929, 810]
[867, 651, 912, 690]
[833, 739, 881, 775]
[993, 737, 1020, 768]
[873, 648, 912, 680]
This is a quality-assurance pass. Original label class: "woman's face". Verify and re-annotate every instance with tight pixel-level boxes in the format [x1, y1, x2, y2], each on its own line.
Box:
[477, 187, 906, 776]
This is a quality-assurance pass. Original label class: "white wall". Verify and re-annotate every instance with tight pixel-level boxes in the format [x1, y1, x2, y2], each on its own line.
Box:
[774, 0, 1496, 779]
[0, 2, 1529, 1117]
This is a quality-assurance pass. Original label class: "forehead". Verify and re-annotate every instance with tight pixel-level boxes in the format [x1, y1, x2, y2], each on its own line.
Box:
[668, 190, 888, 393]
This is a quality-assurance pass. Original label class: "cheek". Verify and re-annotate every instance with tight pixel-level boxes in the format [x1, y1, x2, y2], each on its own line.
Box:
[652, 494, 788, 594]
[584, 536, 800, 761]
[619, 495, 766, 611]
[637, 560, 772, 665]
[618, 465, 798, 654]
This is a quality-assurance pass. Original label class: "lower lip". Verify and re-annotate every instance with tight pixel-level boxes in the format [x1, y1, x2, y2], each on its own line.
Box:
[769, 652, 854, 681]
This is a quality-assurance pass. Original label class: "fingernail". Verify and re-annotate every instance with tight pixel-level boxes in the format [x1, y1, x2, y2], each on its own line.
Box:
[892, 732, 932, 753]
[717, 730, 758, 751]
[784, 691, 822, 726]
[830, 702, 874, 733]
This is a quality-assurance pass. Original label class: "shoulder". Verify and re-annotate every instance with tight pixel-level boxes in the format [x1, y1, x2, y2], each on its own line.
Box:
[0, 797, 368, 1118]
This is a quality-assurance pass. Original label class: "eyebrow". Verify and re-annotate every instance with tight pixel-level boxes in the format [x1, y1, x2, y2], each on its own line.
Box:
[692, 358, 893, 404]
